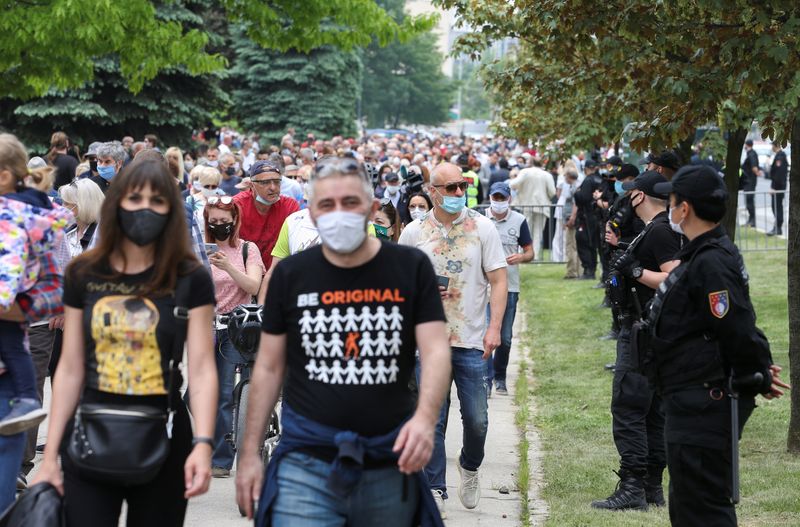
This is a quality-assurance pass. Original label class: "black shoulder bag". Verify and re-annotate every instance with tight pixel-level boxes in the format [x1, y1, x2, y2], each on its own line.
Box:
[67, 274, 192, 486]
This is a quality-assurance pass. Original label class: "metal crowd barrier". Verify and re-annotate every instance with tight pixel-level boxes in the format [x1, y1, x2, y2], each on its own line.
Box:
[734, 190, 788, 252]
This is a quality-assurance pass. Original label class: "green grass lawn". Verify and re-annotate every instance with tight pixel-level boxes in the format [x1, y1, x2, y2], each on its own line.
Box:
[518, 243, 799, 526]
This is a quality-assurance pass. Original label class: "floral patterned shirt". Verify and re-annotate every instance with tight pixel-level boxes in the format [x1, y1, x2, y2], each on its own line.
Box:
[0, 196, 72, 321]
[399, 208, 507, 350]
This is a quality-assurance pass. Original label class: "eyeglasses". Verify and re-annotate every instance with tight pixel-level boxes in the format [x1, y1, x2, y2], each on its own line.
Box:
[432, 182, 469, 194]
[207, 196, 233, 206]
[251, 177, 282, 187]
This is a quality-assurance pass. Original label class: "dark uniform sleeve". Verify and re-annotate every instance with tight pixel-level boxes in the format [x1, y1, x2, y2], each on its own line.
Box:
[262, 261, 288, 335]
[412, 250, 447, 326]
[647, 225, 681, 267]
[691, 252, 772, 390]
[518, 219, 533, 247]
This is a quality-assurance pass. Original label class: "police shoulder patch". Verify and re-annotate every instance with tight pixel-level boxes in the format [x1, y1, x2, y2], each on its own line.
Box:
[708, 290, 730, 319]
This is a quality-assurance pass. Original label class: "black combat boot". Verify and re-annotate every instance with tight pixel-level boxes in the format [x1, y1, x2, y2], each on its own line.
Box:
[645, 466, 666, 507]
[591, 469, 648, 511]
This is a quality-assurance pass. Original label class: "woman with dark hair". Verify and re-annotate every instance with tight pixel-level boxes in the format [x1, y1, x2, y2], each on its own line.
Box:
[406, 192, 433, 224]
[32, 158, 218, 526]
[374, 201, 400, 242]
[202, 196, 264, 478]
[46, 132, 78, 191]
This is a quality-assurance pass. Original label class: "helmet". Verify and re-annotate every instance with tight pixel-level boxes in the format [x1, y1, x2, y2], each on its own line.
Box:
[227, 304, 263, 361]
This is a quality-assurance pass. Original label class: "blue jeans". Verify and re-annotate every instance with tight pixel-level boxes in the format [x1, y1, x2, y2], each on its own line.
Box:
[424, 347, 489, 497]
[0, 376, 26, 512]
[212, 329, 249, 470]
[486, 292, 519, 383]
[0, 320, 37, 400]
[272, 451, 419, 526]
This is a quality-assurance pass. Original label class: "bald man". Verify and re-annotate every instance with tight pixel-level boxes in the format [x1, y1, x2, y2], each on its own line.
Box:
[399, 162, 508, 518]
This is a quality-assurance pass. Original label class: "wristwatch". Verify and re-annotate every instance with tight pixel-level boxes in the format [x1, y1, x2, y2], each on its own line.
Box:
[631, 266, 644, 279]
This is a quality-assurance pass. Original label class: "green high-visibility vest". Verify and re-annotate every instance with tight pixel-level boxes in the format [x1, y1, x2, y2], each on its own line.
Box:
[464, 170, 479, 208]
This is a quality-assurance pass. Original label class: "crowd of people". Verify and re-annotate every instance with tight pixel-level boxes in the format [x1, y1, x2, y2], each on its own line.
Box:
[0, 126, 790, 527]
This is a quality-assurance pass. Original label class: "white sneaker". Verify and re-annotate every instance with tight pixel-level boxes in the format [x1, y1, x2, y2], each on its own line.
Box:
[458, 464, 481, 509]
[431, 489, 447, 519]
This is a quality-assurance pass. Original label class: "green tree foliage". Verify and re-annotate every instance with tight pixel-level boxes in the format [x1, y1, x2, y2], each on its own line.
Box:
[229, 31, 362, 143]
[1, 0, 435, 100]
[0, 1, 229, 153]
[360, 0, 451, 128]
[361, 31, 452, 128]
[459, 60, 492, 121]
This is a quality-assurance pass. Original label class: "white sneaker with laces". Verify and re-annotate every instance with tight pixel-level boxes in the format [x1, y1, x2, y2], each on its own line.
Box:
[458, 464, 481, 509]
[431, 489, 446, 519]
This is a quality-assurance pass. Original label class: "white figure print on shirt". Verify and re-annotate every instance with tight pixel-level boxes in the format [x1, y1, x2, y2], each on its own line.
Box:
[299, 303, 405, 385]
[344, 307, 360, 332]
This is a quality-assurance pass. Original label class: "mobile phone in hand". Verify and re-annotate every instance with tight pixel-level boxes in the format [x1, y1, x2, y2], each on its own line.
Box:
[204, 243, 218, 255]
[436, 275, 450, 290]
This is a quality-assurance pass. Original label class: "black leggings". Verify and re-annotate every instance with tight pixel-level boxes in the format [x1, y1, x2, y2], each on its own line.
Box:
[61, 400, 193, 527]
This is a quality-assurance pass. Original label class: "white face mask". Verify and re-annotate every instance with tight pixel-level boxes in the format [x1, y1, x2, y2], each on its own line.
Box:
[316, 211, 368, 254]
[409, 207, 427, 221]
[669, 206, 685, 235]
[490, 199, 510, 215]
[385, 185, 399, 196]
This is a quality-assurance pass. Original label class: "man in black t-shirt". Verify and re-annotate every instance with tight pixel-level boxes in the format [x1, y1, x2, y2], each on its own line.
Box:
[592, 171, 681, 512]
[740, 140, 760, 227]
[236, 157, 452, 525]
[574, 160, 603, 279]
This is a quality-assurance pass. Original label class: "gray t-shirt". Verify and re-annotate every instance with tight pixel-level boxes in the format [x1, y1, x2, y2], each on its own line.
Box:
[484, 209, 532, 293]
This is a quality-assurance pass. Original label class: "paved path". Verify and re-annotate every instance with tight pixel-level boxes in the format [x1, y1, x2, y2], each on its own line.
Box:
[32, 322, 534, 526]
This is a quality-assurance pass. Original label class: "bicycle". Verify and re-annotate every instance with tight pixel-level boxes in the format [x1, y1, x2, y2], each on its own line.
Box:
[224, 304, 282, 516]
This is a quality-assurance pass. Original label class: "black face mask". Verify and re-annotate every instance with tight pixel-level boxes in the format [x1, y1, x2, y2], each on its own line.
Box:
[89, 159, 98, 173]
[208, 222, 234, 241]
[118, 208, 168, 247]
[226, 167, 236, 177]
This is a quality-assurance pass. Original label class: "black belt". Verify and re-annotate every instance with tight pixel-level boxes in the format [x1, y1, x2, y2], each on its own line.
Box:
[295, 446, 398, 470]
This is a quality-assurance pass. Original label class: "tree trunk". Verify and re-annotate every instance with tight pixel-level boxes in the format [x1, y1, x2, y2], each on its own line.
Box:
[722, 128, 747, 242]
[787, 116, 800, 453]
[676, 134, 694, 166]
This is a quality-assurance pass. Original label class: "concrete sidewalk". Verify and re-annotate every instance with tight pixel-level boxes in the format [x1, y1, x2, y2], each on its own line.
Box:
[31, 328, 532, 526]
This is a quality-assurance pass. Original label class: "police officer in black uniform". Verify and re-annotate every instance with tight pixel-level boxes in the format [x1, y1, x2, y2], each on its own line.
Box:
[601, 164, 644, 342]
[591, 171, 682, 511]
[642, 165, 789, 526]
[594, 156, 622, 287]
[575, 160, 603, 279]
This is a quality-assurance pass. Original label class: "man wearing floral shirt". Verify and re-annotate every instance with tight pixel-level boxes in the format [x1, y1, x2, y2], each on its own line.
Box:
[399, 162, 507, 518]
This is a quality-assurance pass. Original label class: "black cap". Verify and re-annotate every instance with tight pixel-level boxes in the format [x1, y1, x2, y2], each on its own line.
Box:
[622, 170, 669, 199]
[456, 153, 470, 166]
[619, 163, 640, 180]
[638, 153, 655, 166]
[606, 155, 623, 167]
[384, 171, 399, 182]
[651, 150, 681, 171]
[584, 159, 598, 168]
[652, 164, 728, 202]
[745, 139, 754, 147]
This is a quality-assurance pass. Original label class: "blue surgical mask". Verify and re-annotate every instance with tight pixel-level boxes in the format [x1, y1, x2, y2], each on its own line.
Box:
[256, 194, 279, 206]
[614, 181, 625, 195]
[97, 164, 116, 181]
[440, 194, 466, 214]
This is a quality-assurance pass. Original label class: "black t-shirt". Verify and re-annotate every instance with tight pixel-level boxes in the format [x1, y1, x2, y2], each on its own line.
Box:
[633, 211, 681, 306]
[63, 261, 215, 396]
[53, 153, 79, 190]
[88, 174, 110, 194]
[262, 242, 446, 436]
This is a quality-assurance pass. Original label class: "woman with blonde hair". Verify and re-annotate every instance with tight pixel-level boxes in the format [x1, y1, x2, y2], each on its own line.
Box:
[165, 146, 188, 189]
[187, 165, 223, 230]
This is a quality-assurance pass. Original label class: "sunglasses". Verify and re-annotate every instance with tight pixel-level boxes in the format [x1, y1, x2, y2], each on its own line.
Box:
[251, 177, 282, 187]
[432, 182, 469, 194]
[202, 184, 219, 190]
[207, 196, 233, 206]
